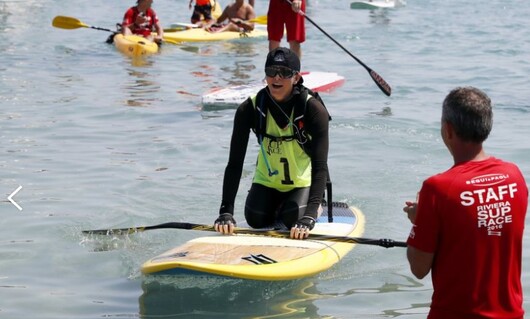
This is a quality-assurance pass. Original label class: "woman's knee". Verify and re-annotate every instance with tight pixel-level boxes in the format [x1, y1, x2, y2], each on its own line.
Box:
[245, 205, 273, 228]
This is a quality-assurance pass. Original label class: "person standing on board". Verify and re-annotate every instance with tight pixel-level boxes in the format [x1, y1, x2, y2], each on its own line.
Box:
[206, 0, 255, 33]
[189, 0, 215, 26]
[268, 0, 305, 58]
[214, 47, 330, 240]
[121, 0, 164, 44]
[403, 87, 528, 319]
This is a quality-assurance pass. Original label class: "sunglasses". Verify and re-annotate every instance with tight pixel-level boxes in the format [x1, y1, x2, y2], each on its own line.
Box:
[265, 66, 296, 79]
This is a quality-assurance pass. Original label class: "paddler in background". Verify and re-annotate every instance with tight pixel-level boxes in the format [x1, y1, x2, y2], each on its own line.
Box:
[189, 0, 215, 26]
[267, 0, 305, 58]
[206, 0, 255, 33]
[121, 0, 164, 44]
[213, 47, 330, 240]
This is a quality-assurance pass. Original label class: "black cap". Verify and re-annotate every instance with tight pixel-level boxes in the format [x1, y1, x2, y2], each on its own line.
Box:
[265, 47, 300, 72]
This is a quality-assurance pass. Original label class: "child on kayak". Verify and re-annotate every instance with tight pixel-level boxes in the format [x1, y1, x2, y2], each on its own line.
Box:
[121, 0, 163, 44]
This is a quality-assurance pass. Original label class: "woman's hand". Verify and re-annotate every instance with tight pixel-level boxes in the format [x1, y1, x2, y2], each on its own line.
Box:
[214, 213, 236, 235]
[290, 216, 315, 240]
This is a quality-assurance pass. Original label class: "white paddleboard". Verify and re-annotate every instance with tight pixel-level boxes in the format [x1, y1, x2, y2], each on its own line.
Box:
[350, 0, 405, 9]
[170, 22, 199, 29]
[141, 202, 365, 280]
[201, 71, 345, 109]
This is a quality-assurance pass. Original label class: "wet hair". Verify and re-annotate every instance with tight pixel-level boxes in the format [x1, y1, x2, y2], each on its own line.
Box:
[442, 86, 493, 143]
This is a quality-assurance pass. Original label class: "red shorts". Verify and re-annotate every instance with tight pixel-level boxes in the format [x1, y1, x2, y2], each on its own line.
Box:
[267, 0, 305, 43]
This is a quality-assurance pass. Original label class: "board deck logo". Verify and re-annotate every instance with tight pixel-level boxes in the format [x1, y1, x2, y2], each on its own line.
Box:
[242, 254, 277, 265]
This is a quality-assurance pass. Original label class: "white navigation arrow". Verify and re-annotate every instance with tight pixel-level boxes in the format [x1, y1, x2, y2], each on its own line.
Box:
[8, 186, 22, 211]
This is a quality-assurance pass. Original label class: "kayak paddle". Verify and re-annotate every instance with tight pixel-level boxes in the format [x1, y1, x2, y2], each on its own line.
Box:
[82, 221, 407, 248]
[248, 15, 267, 24]
[52, 15, 114, 32]
[51, 15, 180, 45]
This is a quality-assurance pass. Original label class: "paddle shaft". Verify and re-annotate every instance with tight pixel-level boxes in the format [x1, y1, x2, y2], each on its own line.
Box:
[88, 25, 114, 33]
[52, 16, 180, 45]
[83, 222, 407, 248]
[284, 0, 392, 96]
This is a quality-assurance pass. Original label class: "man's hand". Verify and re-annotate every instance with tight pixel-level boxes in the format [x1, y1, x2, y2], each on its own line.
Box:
[403, 201, 417, 224]
[291, 0, 302, 13]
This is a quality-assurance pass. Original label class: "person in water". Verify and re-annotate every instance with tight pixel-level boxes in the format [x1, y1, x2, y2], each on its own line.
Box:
[403, 86, 528, 319]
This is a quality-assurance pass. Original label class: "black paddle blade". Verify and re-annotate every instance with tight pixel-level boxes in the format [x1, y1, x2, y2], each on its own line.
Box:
[369, 69, 392, 96]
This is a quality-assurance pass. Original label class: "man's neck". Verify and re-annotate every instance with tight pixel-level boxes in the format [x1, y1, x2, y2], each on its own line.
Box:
[453, 144, 488, 165]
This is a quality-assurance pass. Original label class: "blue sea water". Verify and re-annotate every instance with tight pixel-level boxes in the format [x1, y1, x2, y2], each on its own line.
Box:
[0, 0, 529, 318]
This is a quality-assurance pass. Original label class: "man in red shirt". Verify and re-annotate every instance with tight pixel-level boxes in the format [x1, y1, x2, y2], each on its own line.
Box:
[403, 87, 528, 319]
[122, 0, 163, 44]
[267, 0, 305, 58]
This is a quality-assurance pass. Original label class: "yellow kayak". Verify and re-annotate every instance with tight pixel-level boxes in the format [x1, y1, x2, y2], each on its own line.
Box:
[163, 28, 267, 43]
[113, 34, 158, 58]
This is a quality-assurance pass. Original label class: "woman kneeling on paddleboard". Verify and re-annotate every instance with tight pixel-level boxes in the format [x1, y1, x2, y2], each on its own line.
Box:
[214, 47, 330, 240]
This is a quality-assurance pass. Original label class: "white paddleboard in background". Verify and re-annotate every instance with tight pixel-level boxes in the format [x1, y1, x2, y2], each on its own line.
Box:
[350, 0, 406, 9]
[201, 71, 345, 109]
[170, 22, 199, 29]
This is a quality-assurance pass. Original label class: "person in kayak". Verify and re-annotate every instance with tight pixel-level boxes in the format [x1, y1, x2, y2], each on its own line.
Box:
[121, 0, 164, 44]
[403, 87, 528, 319]
[214, 47, 330, 240]
[206, 0, 255, 33]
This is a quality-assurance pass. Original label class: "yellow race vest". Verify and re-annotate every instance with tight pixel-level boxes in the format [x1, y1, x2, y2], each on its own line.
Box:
[251, 95, 312, 191]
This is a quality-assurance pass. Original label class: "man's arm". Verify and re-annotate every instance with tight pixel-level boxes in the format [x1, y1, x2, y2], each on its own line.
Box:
[403, 195, 434, 279]
[407, 246, 434, 279]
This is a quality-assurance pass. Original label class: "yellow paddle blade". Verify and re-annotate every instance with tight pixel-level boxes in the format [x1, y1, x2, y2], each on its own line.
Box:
[249, 15, 267, 25]
[52, 16, 89, 29]
[163, 38, 181, 45]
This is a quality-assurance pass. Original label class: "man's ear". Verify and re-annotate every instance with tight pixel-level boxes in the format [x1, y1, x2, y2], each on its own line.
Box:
[442, 121, 454, 139]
